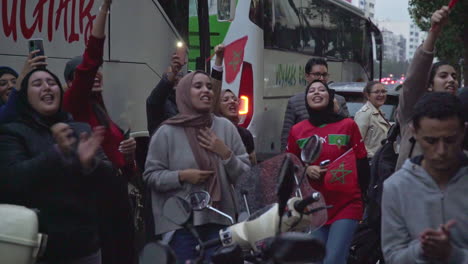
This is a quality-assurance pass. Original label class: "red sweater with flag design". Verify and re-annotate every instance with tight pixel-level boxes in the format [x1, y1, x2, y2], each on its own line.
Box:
[287, 118, 367, 225]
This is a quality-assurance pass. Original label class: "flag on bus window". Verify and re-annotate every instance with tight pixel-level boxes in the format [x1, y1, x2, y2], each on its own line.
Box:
[224, 36, 248, 83]
[323, 148, 358, 193]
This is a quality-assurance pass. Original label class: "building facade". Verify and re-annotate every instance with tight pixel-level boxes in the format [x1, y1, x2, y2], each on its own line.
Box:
[407, 22, 427, 60]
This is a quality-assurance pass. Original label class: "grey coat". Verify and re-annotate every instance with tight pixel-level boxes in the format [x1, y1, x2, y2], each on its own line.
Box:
[395, 45, 434, 170]
[381, 157, 468, 263]
[144, 116, 250, 235]
[280, 92, 349, 151]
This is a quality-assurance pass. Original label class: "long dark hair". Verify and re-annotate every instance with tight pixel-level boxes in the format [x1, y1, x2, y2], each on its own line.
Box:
[305, 80, 345, 127]
[17, 68, 69, 126]
[429, 61, 452, 87]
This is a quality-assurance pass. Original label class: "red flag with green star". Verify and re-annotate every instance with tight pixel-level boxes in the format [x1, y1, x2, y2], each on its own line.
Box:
[323, 148, 358, 193]
[224, 36, 248, 83]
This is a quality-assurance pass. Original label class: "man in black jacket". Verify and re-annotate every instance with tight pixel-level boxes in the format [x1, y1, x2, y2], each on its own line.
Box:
[280, 58, 349, 151]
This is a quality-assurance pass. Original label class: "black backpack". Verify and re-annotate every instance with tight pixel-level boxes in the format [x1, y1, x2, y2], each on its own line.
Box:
[366, 123, 400, 229]
[348, 123, 400, 264]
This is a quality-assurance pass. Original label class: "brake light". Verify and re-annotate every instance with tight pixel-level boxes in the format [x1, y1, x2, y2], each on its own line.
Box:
[238, 62, 254, 128]
[239, 96, 249, 115]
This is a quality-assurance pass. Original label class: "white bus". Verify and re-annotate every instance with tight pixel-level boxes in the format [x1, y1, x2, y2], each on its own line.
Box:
[0, 0, 382, 161]
[181, 0, 383, 160]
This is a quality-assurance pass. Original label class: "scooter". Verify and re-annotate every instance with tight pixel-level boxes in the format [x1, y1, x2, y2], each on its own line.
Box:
[140, 135, 328, 264]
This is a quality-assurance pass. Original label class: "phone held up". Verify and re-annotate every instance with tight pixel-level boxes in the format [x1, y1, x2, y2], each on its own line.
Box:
[28, 38, 46, 69]
[175, 41, 187, 65]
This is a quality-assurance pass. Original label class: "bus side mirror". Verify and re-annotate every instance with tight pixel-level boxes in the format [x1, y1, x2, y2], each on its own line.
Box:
[217, 0, 236, 21]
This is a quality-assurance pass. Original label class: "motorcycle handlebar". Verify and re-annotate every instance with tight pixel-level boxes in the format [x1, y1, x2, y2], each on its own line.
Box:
[293, 192, 321, 214]
[196, 237, 222, 252]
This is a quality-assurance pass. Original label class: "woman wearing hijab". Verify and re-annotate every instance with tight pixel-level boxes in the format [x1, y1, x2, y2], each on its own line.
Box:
[218, 89, 257, 165]
[144, 71, 250, 263]
[287, 80, 370, 264]
[0, 68, 115, 264]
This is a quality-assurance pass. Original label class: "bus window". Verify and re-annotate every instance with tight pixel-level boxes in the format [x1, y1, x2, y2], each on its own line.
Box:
[218, 0, 236, 21]
[300, 0, 327, 56]
[249, 0, 263, 29]
[157, 0, 189, 43]
[269, 0, 302, 51]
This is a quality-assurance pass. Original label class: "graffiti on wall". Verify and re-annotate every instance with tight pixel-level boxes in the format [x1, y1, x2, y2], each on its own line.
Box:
[2, 0, 96, 43]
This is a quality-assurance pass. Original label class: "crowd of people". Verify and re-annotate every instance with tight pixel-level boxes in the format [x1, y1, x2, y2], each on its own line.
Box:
[0, 1, 466, 264]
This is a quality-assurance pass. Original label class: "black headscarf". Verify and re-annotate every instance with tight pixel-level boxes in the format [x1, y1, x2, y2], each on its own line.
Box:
[17, 68, 71, 127]
[305, 80, 345, 127]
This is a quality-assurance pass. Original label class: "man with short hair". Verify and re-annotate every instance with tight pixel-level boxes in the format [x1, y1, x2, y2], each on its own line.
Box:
[381, 92, 468, 264]
[280, 58, 349, 151]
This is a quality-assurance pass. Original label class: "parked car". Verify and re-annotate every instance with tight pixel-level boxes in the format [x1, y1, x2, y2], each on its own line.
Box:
[329, 82, 400, 122]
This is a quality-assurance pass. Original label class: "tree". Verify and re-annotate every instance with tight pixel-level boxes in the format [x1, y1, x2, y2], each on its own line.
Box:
[409, 0, 467, 86]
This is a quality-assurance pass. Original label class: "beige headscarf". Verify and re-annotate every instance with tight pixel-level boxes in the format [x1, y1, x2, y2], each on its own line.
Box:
[164, 71, 222, 203]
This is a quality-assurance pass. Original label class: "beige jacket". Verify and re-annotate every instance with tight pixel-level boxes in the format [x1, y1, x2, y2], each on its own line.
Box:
[355, 101, 391, 158]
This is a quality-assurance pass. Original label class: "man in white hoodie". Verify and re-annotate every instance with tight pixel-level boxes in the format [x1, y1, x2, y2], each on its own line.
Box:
[381, 92, 468, 264]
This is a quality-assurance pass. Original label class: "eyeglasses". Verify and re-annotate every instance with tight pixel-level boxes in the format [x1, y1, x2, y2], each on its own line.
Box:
[308, 72, 330, 79]
[370, 90, 387, 95]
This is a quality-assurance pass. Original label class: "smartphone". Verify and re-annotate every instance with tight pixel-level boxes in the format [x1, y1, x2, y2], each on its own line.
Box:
[28, 38, 46, 69]
[319, 160, 331, 167]
[123, 128, 131, 140]
[175, 41, 187, 65]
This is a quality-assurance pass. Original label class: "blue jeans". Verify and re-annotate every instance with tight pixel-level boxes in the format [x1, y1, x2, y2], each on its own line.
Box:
[169, 224, 226, 264]
[312, 219, 358, 264]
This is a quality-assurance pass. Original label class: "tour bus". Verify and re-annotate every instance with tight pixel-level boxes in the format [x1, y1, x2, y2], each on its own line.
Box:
[182, 0, 383, 160]
[0, 0, 382, 161]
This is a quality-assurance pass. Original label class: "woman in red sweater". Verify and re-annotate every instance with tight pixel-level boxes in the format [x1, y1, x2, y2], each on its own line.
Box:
[61, 1, 135, 263]
[287, 80, 370, 264]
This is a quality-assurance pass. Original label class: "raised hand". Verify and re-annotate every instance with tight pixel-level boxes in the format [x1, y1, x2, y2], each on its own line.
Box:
[214, 44, 225, 67]
[197, 127, 232, 160]
[16, 50, 48, 91]
[179, 169, 215, 185]
[77, 126, 105, 169]
[119, 137, 136, 161]
[51, 123, 76, 155]
[430, 6, 450, 35]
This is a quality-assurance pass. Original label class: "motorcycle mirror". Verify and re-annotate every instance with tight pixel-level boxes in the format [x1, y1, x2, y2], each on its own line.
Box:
[186, 191, 235, 224]
[139, 241, 176, 264]
[276, 154, 295, 218]
[301, 135, 322, 164]
[268, 233, 326, 263]
[162, 196, 193, 226]
[187, 191, 211, 211]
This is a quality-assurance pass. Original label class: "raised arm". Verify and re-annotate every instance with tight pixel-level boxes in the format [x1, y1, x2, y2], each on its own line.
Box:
[62, 0, 111, 112]
[146, 54, 183, 135]
[398, 6, 449, 125]
[211, 44, 225, 115]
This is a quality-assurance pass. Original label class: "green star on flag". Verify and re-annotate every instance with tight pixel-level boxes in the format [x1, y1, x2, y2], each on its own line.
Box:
[228, 51, 241, 72]
[224, 36, 248, 83]
[324, 148, 358, 192]
[329, 162, 352, 184]
[328, 134, 350, 149]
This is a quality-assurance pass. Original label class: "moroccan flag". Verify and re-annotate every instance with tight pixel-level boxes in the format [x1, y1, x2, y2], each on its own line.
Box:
[224, 36, 248, 83]
[323, 148, 358, 193]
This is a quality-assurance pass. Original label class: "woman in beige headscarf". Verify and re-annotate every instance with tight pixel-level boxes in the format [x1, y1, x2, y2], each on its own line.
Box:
[144, 71, 250, 263]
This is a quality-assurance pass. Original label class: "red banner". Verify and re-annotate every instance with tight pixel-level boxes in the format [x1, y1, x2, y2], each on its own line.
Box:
[224, 36, 248, 84]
